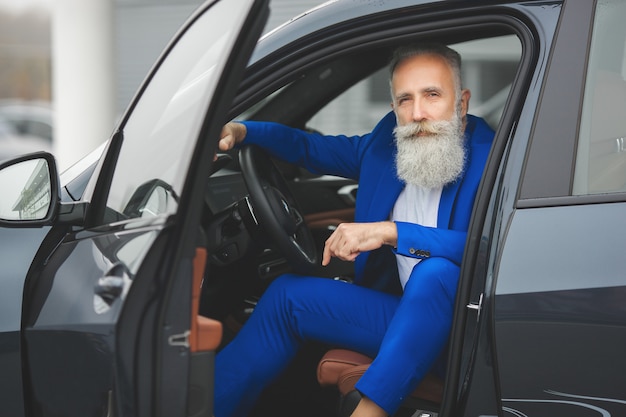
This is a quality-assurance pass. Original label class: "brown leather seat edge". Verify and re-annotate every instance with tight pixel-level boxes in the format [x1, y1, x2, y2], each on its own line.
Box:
[190, 247, 223, 352]
[317, 349, 444, 405]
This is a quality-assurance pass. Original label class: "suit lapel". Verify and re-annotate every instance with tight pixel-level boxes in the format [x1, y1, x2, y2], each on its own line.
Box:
[365, 156, 404, 221]
[438, 131, 474, 228]
[364, 152, 461, 226]
[438, 180, 461, 228]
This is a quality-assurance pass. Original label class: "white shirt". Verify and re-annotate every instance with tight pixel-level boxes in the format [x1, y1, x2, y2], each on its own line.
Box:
[390, 184, 442, 289]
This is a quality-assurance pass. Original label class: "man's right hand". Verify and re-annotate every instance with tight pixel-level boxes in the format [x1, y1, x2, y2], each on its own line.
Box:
[219, 122, 247, 151]
[322, 221, 398, 266]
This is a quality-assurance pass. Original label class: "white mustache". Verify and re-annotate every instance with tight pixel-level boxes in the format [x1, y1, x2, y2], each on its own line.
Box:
[394, 120, 453, 138]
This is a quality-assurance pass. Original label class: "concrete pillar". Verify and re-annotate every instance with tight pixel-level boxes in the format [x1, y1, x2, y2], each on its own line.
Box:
[52, 0, 115, 171]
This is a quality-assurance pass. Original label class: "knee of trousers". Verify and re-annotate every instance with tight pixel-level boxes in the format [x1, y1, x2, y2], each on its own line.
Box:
[403, 257, 460, 305]
[259, 273, 304, 302]
[252, 273, 311, 322]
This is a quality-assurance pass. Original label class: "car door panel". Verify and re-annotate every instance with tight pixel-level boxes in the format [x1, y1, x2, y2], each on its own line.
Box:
[23, 224, 160, 416]
[494, 204, 626, 416]
[0, 227, 49, 417]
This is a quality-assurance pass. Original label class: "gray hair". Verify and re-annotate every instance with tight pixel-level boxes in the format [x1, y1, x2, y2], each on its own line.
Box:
[389, 43, 463, 95]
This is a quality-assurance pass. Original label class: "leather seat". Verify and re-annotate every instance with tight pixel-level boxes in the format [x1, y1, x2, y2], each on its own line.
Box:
[317, 349, 443, 415]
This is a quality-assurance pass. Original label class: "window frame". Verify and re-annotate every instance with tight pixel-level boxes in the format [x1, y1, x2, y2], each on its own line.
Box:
[516, 0, 626, 207]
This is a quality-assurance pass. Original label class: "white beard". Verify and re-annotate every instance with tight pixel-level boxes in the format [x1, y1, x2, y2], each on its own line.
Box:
[393, 113, 466, 189]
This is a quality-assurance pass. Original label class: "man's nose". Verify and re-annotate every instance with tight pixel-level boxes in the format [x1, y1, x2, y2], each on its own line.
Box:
[411, 100, 426, 122]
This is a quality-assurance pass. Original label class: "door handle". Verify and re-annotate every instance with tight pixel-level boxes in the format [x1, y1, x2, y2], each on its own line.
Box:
[95, 276, 125, 303]
[466, 293, 483, 320]
[94, 263, 128, 305]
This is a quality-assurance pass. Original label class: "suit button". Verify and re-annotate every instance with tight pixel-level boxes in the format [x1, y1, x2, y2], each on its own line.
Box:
[409, 248, 416, 255]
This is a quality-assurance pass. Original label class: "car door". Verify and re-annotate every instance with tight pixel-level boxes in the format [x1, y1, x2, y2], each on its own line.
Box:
[16, 1, 269, 416]
[492, 1, 626, 415]
[451, 1, 626, 416]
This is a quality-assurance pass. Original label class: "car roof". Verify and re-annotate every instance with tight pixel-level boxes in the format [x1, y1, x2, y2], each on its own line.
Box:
[235, 0, 522, 125]
[250, 0, 526, 65]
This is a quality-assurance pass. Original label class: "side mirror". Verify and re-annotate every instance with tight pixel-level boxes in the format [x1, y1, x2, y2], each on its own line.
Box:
[123, 178, 178, 219]
[0, 152, 59, 226]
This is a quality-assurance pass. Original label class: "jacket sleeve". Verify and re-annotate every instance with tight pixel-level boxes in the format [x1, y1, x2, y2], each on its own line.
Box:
[394, 221, 467, 266]
[241, 121, 364, 180]
[240, 112, 397, 181]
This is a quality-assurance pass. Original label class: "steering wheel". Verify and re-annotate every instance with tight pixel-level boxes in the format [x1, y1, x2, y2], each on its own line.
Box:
[239, 145, 318, 271]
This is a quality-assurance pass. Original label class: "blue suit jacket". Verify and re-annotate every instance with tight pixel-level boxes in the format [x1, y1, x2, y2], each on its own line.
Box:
[242, 112, 494, 289]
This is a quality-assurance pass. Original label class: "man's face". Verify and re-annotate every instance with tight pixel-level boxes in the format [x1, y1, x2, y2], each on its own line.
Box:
[390, 53, 471, 188]
[391, 53, 469, 127]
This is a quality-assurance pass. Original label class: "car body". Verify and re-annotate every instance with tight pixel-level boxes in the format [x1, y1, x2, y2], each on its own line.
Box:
[0, 0, 625, 416]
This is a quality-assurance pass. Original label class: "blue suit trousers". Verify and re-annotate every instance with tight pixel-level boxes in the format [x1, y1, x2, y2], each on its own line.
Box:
[214, 257, 460, 417]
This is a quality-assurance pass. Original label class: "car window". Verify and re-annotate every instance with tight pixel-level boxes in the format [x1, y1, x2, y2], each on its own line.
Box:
[308, 35, 520, 136]
[573, 0, 626, 195]
[102, 0, 245, 223]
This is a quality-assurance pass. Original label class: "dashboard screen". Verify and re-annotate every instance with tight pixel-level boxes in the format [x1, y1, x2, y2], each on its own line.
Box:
[205, 171, 249, 213]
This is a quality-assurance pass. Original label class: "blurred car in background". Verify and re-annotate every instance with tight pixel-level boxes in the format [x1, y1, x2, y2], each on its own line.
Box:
[0, 100, 52, 161]
[0, 100, 53, 141]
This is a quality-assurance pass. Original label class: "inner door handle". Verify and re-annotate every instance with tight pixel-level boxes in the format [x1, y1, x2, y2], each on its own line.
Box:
[94, 263, 129, 305]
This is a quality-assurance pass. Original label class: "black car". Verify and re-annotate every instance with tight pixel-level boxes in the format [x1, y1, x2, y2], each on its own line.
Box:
[1, 0, 625, 416]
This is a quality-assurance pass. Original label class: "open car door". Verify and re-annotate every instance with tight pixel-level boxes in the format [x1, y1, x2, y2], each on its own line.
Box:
[20, 1, 269, 416]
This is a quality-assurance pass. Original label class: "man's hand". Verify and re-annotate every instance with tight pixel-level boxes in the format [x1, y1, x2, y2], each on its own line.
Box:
[322, 221, 397, 266]
[219, 122, 247, 152]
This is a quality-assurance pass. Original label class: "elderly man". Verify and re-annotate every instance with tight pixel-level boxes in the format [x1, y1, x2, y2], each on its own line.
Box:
[215, 43, 494, 417]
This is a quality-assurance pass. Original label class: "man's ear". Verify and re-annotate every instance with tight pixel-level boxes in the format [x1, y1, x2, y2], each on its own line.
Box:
[460, 89, 471, 117]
